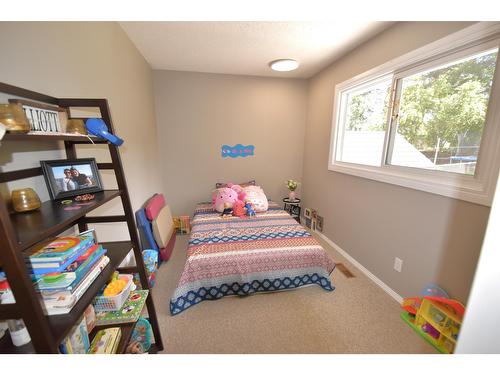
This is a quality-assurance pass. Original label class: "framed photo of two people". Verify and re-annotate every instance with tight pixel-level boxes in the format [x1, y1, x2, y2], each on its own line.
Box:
[41, 158, 104, 200]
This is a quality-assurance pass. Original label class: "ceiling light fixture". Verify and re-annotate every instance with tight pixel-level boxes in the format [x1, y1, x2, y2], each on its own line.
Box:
[269, 59, 299, 72]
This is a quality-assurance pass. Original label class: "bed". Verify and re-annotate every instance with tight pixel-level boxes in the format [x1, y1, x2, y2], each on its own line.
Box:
[170, 201, 336, 315]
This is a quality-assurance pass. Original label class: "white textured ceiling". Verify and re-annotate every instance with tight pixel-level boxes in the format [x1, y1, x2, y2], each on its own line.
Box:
[120, 21, 394, 78]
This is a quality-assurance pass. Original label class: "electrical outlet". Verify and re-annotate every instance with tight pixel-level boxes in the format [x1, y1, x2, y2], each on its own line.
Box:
[394, 257, 403, 272]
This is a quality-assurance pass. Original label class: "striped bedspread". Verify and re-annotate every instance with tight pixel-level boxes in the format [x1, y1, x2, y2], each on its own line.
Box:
[170, 201, 336, 315]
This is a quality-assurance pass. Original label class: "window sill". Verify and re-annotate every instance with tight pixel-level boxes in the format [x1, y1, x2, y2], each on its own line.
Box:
[328, 162, 495, 206]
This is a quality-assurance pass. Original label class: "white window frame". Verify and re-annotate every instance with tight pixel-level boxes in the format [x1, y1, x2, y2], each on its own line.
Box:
[328, 22, 500, 206]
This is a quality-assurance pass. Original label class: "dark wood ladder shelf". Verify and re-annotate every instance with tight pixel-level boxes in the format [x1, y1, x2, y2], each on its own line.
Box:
[2, 132, 107, 143]
[11, 190, 122, 251]
[0, 82, 164, 354]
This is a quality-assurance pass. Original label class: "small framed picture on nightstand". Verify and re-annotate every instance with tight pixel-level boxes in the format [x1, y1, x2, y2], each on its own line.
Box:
[305, 217, 312, 229]
[316, 215, 324, 232]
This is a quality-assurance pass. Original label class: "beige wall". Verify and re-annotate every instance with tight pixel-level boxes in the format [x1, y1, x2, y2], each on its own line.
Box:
[303, 21, 490, 303]
[153, 70, 308, 215]
[0, 22, 163, 241]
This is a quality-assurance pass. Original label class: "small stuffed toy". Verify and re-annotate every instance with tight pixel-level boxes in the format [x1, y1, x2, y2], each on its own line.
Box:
[221, 202, 233, 217]
[245, 202, 256, 216]
[232, 200, 246, 218]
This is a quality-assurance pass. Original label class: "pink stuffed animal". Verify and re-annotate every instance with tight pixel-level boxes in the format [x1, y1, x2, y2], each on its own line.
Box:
[214, 187, 239, 213]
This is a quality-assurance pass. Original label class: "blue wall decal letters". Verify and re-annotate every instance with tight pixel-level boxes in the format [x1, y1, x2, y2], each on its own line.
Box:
[221, 144, 255, 158]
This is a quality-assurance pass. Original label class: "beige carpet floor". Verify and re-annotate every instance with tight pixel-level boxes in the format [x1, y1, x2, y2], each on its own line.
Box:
[151, 233, 436, 354]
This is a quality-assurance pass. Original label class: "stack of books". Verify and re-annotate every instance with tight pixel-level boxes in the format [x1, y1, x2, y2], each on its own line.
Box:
[27, 230, 110, 315]
[88, 327, 122, 354]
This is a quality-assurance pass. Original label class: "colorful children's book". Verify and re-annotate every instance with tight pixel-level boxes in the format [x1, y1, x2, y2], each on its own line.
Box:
[95, 290, 149, 326]
[88, 327, 122, 354]
[59, 316, 90, 354]
[34, 246, 106, 289]
[73, 243, 100, 266]
[28, 236, 95, 275]
[28, 235, 94, 263]
[83, 304, 96, 334]
[41, 256, 110, 316]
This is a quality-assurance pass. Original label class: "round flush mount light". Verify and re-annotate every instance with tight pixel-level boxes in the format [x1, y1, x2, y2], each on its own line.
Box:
[269, 59, 299, 72]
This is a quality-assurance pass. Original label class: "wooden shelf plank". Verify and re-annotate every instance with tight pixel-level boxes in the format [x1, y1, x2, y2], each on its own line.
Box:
[2, 133, 107, 143]
[0, 331, 36, 354]
[0, 303, 21, 320]
[116, 324, 135, 354]
[11, 190, 121, 251]
[148, 343, 160, 354]
[46, 241, 133, 344]
[0, 163, 115, 184]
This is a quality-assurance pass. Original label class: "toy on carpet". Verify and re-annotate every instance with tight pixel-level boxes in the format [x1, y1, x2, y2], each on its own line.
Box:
[245, 201, 256, 216]
[400, 283, 465, 354]
[421, 283, 449, 298]
[125, 317, 152, 354]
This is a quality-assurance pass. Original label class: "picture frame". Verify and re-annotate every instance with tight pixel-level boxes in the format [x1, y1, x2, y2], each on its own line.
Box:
[40, 158, 104, 200]
[305, 217, 312, 229]
[316, 215, 324, 232]
[304, 208, 312, 219]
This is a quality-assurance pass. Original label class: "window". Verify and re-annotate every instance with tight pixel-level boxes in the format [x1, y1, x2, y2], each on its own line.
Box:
[329, 23, 500, 206]
[336, 76, 392, 166]
[388, 48, 498, 176]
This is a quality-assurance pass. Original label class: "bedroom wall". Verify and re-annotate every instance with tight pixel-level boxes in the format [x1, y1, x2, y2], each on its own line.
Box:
[0, 22, 163, 241]
[302, 21, 490, 303]
[152, 70, 308, 215]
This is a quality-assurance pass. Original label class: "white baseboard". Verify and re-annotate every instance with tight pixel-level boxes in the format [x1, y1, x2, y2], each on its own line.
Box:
[314, 230, 403, 304]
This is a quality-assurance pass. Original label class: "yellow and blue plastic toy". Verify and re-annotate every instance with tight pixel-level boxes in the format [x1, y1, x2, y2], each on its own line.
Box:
[400, 284, 465, 354]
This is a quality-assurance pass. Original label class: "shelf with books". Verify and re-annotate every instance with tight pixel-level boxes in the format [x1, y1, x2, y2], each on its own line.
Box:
[88, 322, 135, 354]
[0, 82, 163, 354]
[12, 190, 122, 251]
[0, 241, 133, 354]
[47, 241, 132, 344]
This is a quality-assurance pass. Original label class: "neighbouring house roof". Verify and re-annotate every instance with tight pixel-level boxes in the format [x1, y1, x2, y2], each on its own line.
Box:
[341, 131, 434, 167]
